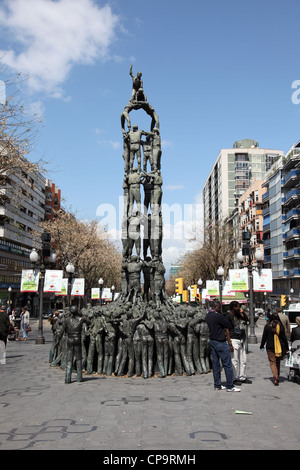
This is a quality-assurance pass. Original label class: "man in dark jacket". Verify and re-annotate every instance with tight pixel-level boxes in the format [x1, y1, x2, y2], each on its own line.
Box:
[0, 305, 10, 365]
[206, 300, 240, 392]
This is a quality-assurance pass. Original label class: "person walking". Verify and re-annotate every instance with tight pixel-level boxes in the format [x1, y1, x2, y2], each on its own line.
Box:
[0, 305, 10, 364]
[206, 300, 240, 392]
[226, 301, 252, 385]
[277, 307, 291, 341]
[260, 312, 289, 385]
[20, 307, 30, 341]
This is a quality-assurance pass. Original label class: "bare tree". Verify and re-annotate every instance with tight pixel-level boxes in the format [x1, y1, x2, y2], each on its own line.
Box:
[37, 210, 122, 295]
[176, 221, 235, 292]
[0, 70, 46, 207]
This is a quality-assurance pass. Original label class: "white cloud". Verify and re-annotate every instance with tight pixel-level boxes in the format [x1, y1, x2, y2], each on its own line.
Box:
[97, 192, 204, 278]
[161, 140, 172, 148]
[0, 0, 120, 97]
[165, 184, 184, 191]
[97, 139, 120, 150]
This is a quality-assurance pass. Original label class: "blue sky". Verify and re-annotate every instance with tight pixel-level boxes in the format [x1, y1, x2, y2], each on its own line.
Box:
[1, 0, 300, 273]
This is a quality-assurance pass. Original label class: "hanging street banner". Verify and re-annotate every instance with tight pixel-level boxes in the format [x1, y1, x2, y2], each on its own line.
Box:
[43, 270, 63, 293]
[206, 280, 219, 296]
[20, 269, 40, 292]
[201, 288, 210, 300]
[102, 287, 112, 301]
[91, 287, 100, 300]
[229, 268, 249, 292]
[253, 269, 273, 292]
[55, 278, 68, 297]
[223, 281, 235, 297]
[71, 278, 85, 296]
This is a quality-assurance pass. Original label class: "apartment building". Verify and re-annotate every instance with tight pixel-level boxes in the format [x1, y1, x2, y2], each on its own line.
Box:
[203, 139, 283, 228]
[261, 142, 300, 297]
[0, 165, 46, 305]
[45, 178, 61, 220]
[0, 157, 62, 307]
[238, 180, 264, 249]
[282, 148, 300, 293]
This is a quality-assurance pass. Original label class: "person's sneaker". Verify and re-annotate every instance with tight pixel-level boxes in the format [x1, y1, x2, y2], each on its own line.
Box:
[240, 378, 252, 384]
[214, 385, 226, 390]
[234, 379, 242, 385]
[226, 386, 241, 392]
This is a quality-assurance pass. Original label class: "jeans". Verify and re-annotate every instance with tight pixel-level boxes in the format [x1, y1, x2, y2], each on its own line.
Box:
[22, 324, 28, 339]
[0, 338, 6, 364]
[209, 339, 234, 389]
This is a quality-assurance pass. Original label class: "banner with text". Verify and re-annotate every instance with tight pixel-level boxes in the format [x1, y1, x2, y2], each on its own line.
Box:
[55, 278, 68, 296]
[20, 269, 40, 292]
[102, 287, 112, 301]
[206, 280, 219, 296]
[43, 270, 63, 293]
[91, 287, 100, 299]
[253, 269, 273, 292]
[71, 278, 85, 296]
[229, 268, 249, 292]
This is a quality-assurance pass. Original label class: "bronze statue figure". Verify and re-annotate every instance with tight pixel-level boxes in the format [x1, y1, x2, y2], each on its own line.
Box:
[53, 66, 212, 384]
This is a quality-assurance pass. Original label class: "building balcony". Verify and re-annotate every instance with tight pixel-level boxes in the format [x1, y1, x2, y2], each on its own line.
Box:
[262, 191, 269, 202]
[284, 208, 300, 222]
[283, 151, 300, 171]
[283, 268, 300, 276]
[283, 227, 300, 240]
[263, 207, 270, 216]
[283, 248, 300, 259]
[0, 223, 33, 248]
[282, 169, 300, 188]
[282, 189, 300, 207]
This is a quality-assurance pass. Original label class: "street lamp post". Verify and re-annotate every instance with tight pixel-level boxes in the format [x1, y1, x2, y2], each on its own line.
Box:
[217, 266, 224, 312]
[98, 278, 104, 305]
[66, 262, 75, 306]
[111, 285, 115, 302]
[187, 285, 191, 304]
[8, 286, 12, 310]
[290, 287, 294, 304]
[30, 241, 56, 345]
[237, 246, 263, 344]
[198, 278, 203, 304]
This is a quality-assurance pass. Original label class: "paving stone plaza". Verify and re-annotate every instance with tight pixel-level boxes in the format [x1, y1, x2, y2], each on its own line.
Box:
[0, 318, 299, 454]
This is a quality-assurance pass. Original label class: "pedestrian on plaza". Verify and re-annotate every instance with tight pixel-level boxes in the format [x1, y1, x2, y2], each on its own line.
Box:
[277, 307, 291, 341]
[20, 306, 30, 341]
[226, 301, 252, 385]
[265, 308, 271, 322]
[0, 305, 10, 364]
[49, 309, 61, 364]
[50, 309, 60, 332]
[260, 312, 289, 386]
[9, 308, 19, 340]
[206, 299, 240, 392]
[291, 316, 300, 343]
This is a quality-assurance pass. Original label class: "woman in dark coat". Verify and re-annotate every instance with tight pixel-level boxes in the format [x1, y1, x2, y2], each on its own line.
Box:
[260, 313, 289, 386]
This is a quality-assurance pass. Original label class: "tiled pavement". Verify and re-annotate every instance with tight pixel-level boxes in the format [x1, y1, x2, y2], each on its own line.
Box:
[0, 318, 299, 453]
